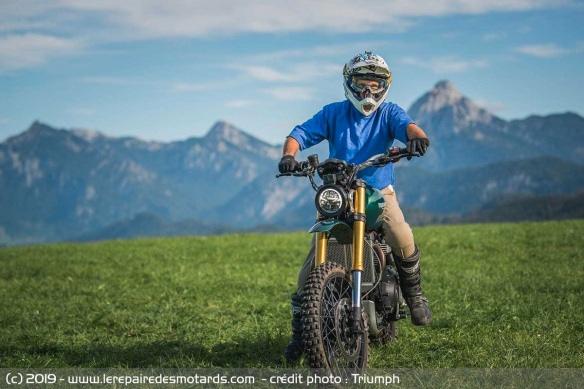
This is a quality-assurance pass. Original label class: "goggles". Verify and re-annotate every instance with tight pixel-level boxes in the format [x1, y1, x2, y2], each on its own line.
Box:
[348, 76, 388, 96]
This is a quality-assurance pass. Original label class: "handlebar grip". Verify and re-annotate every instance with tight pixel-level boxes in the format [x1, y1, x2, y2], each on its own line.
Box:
[381, 147, 419, 163]
[387, 146, 409, 156]
[295, 161, 309, 172]
[275, 160, 310, 178]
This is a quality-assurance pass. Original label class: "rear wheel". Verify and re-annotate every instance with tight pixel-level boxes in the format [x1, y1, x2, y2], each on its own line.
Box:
[301, 262, 369, 376]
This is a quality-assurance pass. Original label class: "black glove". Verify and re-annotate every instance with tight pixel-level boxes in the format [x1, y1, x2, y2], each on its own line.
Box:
[278, 155, 297, 173]
[406, 137, 430, 156]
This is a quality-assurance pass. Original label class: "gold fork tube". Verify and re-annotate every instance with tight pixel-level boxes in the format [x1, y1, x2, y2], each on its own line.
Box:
[351, 185, 366, 272]
[315, 231, 328, 265]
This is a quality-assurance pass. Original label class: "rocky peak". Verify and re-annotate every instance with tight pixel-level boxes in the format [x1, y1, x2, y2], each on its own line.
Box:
[26, 120, 58, 136]
[408, 80, 498, 135]
[205, 121, 243, 142]
[434, 80, 458, 93]
[8, 122, 102, 145]
[409, 80, 463, 116]
[29, 121, 54, 132]
[3, 122, 108, 154]
[3, 121, 61, 147]
[202, 121, 280, 159]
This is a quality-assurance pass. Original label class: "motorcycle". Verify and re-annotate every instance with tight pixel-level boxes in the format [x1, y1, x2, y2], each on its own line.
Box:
[277, 147, 419, 375]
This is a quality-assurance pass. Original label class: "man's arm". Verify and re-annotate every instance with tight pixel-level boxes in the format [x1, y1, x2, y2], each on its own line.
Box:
[406, 123, 429, 140]
[278, 136, 301, 173]
[282, 136, 301, 157]
[405, 123, 430, 156]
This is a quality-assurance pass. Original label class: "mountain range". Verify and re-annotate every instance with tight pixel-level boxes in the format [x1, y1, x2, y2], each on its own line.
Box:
[1, 80, 582, 245]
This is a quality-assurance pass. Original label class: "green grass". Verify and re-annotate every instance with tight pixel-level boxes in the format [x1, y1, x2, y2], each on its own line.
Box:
[0, 220, 583, 368]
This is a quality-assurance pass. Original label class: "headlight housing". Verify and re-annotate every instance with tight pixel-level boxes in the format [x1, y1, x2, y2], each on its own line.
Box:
[315, 185, 347, 217]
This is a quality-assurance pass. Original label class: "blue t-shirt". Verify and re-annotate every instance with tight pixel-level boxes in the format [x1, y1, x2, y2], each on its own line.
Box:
[289, 100, 413, 189]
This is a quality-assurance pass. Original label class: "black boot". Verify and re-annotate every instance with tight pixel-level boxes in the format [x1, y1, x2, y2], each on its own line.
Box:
[281, 292, 304, 363]
[393, 247, 432, 326]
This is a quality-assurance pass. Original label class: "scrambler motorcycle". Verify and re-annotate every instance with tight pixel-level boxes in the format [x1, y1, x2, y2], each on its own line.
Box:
[277, 147, 419, 375]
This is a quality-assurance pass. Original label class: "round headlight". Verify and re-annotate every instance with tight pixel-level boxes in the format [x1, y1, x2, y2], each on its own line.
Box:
[315, 185, 347, 217]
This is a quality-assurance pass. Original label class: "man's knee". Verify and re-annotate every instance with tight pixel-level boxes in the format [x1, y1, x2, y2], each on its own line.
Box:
[383, 219, 415, 258]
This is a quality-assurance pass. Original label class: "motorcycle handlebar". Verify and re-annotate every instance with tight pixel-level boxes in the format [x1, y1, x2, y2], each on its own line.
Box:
[275, 160, 310, 178]
[276, 147, 419, 178]
[381, 147, 419, 161]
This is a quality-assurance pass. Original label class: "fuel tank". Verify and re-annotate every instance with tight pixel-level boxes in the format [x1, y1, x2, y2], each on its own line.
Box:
[365, 185, 384, 231]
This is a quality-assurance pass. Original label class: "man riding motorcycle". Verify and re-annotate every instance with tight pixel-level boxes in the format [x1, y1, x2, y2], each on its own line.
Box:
[277, 51, 432, 363]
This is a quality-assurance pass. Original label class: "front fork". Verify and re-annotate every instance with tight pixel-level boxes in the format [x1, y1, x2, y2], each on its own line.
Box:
[350, 180, 367, 333]
[314, 180, 367, 334]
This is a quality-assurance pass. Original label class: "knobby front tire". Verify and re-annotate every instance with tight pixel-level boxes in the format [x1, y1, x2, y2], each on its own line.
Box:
[301, 261, 369, 376]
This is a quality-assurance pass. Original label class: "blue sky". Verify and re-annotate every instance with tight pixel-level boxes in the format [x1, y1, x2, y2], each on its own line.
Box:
[0, 0, 583, 145]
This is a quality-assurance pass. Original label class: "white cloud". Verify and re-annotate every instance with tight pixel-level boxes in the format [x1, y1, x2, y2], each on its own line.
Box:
[0, 33, 84, 72]
[238, 66, 297, 82]
[173, 82, 213, 92]
[172, 77, 248, 92]
[402, 56, 488, 73]
[81, 76, 143, 85]
[2, 0, 574, 39]
[482, 32, 507, 41]
[173, 56, 339, 94]
[225, 100, 259, 108]
[233, 63, 338, 84]
[52, 0, 407, 38]
[0, 0, 577, 72]
[236, 41, 388, 63]
[0, 2, 57, 33]
[515, 44, 574, 58]
[434, 57, 488, 73]
[95, 1, 577, 37]
[262, 87, 314, 101]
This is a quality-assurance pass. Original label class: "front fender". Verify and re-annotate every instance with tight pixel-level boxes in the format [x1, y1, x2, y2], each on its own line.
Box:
[308, 219, 353, 244]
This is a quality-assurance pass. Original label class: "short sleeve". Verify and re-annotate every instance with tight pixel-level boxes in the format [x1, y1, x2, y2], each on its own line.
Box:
[288, 108, 329, 151]
[388, 104, 414, 145]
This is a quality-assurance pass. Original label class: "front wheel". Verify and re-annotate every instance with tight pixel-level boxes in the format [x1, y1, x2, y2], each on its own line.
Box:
[301, 262, 369, 376]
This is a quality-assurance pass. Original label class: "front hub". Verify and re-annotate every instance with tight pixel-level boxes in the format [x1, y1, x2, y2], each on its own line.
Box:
[335, 298, 361, 361]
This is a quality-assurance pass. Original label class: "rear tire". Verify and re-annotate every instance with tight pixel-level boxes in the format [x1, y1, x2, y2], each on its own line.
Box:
[301, 262, 369, 376]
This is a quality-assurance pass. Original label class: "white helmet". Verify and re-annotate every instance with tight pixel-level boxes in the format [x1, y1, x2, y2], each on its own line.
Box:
[343, 51, 392, 116]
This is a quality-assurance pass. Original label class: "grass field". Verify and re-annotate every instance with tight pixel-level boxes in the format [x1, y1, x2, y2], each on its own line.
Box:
[0, 220, 583, 368]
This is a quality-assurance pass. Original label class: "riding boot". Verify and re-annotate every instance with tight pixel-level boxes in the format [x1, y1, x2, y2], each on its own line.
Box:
[393, 246, 432, 326]
[282, 292, 304, 362]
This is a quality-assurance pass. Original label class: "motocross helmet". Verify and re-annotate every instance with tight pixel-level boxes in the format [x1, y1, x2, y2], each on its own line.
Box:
[343, 51, 392, 116]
